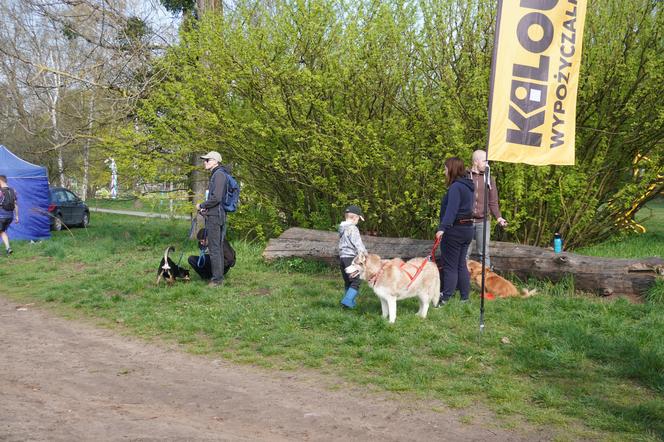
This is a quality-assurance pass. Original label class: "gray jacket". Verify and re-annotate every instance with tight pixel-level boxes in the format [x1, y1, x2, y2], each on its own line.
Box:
[201, 166, 228, 224]
[338, 221, 367, 258]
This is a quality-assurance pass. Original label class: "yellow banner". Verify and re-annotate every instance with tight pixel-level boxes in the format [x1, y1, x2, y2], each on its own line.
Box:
[487, 0, 587, 166]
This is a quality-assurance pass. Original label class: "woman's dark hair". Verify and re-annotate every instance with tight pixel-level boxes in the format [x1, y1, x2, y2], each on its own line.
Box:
[444, 157, 466, 185]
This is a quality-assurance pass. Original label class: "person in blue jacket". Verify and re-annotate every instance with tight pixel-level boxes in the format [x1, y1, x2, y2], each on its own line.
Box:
[435, 157, 475, 306]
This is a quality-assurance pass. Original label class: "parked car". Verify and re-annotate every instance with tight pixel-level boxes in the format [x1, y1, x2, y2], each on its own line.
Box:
[48, 187, 90, 231]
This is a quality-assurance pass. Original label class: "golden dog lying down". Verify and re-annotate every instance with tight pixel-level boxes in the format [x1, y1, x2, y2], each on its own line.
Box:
[466, 260, 535, 298]
[345, 253, 440, 323]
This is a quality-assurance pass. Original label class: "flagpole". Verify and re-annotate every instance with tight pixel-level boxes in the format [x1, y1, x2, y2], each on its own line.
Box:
[479, 155, 490, 338]
[479, 0, 505, 340]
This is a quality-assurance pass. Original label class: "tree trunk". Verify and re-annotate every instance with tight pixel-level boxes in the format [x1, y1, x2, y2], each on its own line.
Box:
[48, 84, 65, 187]
[197, 0, 221, 14]
[82, 139, 90, 200]
[81, 93, 95, 201]
[189, 152, 206, 236]
[263, 228, 664, 300]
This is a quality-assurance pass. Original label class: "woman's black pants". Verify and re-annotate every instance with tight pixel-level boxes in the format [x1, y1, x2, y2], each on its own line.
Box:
[439, 225, 474, 301]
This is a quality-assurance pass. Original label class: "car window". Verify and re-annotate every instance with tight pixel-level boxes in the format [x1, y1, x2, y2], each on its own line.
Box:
[64, 190, 78, 202]
[51, 190, 66, 203]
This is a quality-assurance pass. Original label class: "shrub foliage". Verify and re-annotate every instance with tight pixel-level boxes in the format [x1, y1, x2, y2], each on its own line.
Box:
[114, 0, 664, 246]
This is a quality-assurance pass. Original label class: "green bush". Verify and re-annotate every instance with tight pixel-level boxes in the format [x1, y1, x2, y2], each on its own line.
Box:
[114, 0, 663, 247]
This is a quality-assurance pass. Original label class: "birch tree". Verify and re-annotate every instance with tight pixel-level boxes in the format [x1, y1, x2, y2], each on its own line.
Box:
[0, 0, 172, 196]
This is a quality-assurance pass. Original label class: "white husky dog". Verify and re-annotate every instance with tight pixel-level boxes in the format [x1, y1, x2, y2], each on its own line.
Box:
[345, 252, 440, 323]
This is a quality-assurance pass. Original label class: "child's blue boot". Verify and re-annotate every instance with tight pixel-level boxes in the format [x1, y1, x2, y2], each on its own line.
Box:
[340, 288, 359, 309]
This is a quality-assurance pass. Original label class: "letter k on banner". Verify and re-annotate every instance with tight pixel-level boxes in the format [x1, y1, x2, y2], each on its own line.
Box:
[487, 0, 587, 165]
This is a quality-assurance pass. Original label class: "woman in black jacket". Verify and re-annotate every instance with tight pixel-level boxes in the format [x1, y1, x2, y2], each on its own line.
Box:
[435, 157, 475, 305]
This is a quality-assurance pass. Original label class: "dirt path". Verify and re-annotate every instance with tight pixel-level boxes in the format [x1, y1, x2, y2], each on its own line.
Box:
[0, 296, 545, 441]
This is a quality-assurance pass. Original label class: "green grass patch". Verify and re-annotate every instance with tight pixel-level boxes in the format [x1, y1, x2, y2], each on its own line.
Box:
[1, 204, 663, 441]
[576, 198, 664, 259]
[88, 195, 191, 215]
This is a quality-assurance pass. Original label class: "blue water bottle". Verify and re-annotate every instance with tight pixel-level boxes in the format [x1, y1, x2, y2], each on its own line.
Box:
[553, 233, 563, 253]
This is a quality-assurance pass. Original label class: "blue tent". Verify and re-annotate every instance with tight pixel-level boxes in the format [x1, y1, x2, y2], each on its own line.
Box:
[0, 145, 50, 240]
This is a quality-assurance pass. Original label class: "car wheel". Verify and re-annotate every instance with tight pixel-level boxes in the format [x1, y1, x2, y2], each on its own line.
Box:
[53, 215, 63, 231]
[81, 212, 89, 228]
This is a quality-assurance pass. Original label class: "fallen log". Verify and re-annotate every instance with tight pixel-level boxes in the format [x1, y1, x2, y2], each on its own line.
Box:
[263, 227, 664, 300]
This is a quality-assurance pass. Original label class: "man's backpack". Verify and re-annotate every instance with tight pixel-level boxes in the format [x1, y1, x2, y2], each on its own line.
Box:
[0, 187, 16, 211]
[212, 167, 240, 213]
[223, 237, 236, 270]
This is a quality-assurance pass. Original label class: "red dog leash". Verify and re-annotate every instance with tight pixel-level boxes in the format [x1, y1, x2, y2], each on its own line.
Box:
[403, 236, 442, 289]
[430, 235, 442, 261]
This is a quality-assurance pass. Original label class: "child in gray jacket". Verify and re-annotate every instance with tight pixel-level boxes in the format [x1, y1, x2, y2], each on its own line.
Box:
[339, 205, 367, 308]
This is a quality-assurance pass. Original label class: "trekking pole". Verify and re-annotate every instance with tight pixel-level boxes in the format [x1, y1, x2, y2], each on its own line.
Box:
[176, 215, 198, 267]
[198, 223, 208, 268]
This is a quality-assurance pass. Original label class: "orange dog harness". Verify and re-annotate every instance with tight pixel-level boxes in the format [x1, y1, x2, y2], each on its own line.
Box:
[369, 237, 441, 290]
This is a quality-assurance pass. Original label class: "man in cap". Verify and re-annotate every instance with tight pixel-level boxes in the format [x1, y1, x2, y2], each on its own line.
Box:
[196, 151, 228, 287]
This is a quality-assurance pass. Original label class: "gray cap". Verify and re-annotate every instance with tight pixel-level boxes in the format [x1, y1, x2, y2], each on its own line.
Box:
[200, 151, 222, 163]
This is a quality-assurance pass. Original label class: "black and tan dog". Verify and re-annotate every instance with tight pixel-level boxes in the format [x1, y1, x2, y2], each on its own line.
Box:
[157, 246, 190, 285]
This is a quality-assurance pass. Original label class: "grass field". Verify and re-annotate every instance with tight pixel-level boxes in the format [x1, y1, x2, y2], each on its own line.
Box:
[88, 196, 191, 215]
[1, 201, 662, 440]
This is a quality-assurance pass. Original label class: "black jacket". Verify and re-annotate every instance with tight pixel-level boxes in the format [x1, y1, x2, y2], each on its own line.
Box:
[438, 177, 474, 232]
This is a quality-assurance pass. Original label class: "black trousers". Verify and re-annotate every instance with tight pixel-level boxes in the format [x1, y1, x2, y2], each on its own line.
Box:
[440, 225, 474, 301]
[0, 217, 12, 232]
[206, 218, 227, 283]
[339, 256, 361, 291]
[188, 255, 212, 280]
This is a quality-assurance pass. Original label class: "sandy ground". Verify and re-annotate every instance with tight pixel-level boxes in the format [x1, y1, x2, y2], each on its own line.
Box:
[0, 296, 547, 441]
